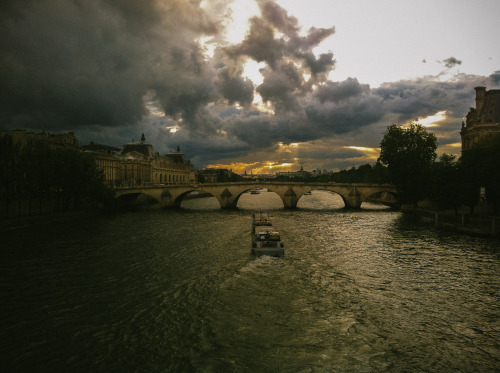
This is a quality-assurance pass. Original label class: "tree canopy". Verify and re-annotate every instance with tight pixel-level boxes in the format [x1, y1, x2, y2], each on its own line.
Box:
[460, 134, 500, 214]
[378, 123, 437, 204]
[0, 135, 114, 216]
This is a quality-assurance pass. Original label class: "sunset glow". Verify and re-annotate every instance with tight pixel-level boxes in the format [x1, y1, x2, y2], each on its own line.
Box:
[415, 111, 448, 127]
[206, 160, 296, 174]
[346, 146, 378, 153]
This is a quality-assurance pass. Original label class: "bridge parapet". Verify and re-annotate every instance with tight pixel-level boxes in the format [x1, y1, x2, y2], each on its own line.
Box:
[114, 182, 397, 209]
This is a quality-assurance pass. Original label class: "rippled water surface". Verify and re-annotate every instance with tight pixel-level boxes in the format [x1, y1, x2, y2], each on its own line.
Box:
[2, 191, 499, 372]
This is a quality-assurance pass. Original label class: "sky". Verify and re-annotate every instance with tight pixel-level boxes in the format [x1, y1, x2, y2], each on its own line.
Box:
[1, 0, 500, 173]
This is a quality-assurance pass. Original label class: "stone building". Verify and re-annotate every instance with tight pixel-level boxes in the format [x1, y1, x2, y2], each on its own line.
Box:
[0, 129, 78, 149]
[81, 142, 123, 184]
[461, 86, 500, 151]
[82, 134, 195, 186]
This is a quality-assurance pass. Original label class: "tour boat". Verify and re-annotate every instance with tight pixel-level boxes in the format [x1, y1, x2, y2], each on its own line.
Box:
[252, 211, 284, 257]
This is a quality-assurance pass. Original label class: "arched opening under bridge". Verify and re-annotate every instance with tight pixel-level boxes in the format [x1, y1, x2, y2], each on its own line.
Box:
[177, 190, 220, 210]
[235, 187, 284, 210]
[296, 190, 345, 209]
[117, 192, 159, 207]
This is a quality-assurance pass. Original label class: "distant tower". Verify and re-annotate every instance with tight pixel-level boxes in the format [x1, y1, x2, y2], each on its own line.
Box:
[177, 145, 180, 152]
[141, 133, 145, 142]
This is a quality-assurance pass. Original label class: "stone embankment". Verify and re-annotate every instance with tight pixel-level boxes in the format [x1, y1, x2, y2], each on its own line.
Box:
[401, 205, 499, 237]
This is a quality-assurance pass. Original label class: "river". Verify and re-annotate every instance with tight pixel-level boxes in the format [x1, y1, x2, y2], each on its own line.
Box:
[1, 190, 499, 372]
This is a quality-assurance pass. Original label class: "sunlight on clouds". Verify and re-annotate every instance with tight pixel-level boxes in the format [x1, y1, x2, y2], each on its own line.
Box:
[438, 142, 462, 158]
[144, 93, 165, 117]
[414, 110, 448, 127]
[345, 146, 380, 161]
[165, 125, 179, 133]
[346, 146, 378, 153]
[243, 60, 265, 86]
[198, 36, 216, 59]
[253, 94, 275, 114]
[206, 162, 259, 173]
[222, 0, 260, 45]
[253, 162, 295, 174]
[205, 160, 296, 174]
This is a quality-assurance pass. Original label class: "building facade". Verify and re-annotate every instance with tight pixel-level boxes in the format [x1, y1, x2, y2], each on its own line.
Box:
[82, 135, 195, 187]
[461, 86, 500, 151]
[0, 129, 78, 149]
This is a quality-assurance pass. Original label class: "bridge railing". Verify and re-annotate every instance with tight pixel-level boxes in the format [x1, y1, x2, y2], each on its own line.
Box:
[114, 181, 395, 189]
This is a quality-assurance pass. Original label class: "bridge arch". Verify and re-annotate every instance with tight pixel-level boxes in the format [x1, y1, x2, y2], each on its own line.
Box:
[172, 189, 220, 208]
[114, 182, 397, 210]
[362, 190, 398, 208]
[117, 192, 160, 205]
[234, 188, 285, 209]
[296, 189, 347, 209]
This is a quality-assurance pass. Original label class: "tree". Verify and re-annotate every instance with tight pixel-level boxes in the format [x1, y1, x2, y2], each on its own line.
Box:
[460, 134, 500, 214]
[378, 123, 437, 205]
[0, 134, 115, 216]
[431, 153, 461, 212]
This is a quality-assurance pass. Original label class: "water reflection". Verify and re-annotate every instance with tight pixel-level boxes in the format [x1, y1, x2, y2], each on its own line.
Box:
[2, 191, 499, 372]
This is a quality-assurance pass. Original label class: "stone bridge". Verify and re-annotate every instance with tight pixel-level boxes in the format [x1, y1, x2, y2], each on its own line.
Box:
[114, 182, 397, 209]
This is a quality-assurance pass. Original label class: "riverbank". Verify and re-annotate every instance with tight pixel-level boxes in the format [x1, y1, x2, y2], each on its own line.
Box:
[402, 205, 499, 237]
[0, 210, 99, 231]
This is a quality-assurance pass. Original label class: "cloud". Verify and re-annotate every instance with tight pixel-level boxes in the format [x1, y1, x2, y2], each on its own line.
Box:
[1, 0, 499, 172]
[0, 0, 220, 129]
[216, 67, 255, 107]
[225, 1, 335, 74]
[441, 56, 462, 69]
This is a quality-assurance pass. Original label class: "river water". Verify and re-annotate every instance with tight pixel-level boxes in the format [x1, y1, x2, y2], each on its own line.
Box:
[1, 190, 499, 372]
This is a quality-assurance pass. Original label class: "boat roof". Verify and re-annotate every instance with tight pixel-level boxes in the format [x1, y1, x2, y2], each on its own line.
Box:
[254, 212, 272, 226]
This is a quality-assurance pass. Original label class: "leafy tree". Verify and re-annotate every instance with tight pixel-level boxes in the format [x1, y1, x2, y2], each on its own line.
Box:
[378, 123, 437, 205]
[431, 153, 461, 211]
[460, 134, 500, 214]
[0, 135, 114, 216]
[0, 134, 21, 196]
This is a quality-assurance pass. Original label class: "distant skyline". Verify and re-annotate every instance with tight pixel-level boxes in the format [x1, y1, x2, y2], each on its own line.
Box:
[1, 0, 499, 172]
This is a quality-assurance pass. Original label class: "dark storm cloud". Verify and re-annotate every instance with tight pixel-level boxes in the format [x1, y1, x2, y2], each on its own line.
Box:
[490, 70, 500, 85]
[374, 76, 478, 121]
[2, 0, 500, 169]
[221, 71, 500, 159]
[215, 67, 255, 107]
[0, 0, 220, 129]
[226, 0, 335, 73]
[256, 63, 303, 111]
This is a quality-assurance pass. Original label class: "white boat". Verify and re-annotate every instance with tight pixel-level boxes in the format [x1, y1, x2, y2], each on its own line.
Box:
[252, 212, 284, 257]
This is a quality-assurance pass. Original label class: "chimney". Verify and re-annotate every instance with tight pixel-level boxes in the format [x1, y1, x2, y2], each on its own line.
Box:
[474, 86, 486, 115]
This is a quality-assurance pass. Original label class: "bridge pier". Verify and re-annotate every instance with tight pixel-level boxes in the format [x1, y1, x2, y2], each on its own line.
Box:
[159, 190, 175, 209]
[344, 187, 362, 209]
[282, 187, 299, 209]
[218, 188, 238, 209]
